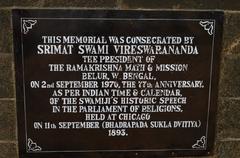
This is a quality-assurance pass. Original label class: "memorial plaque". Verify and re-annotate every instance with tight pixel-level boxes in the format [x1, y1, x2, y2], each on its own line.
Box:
[13, 10, 223, 158]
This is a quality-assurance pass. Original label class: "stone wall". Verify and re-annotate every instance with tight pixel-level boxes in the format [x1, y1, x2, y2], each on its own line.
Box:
[0, 1, 239, 157]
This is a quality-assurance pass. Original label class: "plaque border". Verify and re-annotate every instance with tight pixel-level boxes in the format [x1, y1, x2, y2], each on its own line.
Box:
[13, 10, 224, 157]
[20, 17, 215, 153]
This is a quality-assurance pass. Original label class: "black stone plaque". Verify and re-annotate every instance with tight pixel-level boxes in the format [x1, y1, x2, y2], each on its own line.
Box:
[13, 10, 223, 158]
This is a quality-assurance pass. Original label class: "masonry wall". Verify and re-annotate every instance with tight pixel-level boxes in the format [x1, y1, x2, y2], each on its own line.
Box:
[0, 1, 239, 158]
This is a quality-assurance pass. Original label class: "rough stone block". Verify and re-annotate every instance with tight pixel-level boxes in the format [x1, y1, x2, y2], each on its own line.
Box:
[216, 98, 240, 139]
[219, 54, 240, 97]
[0, 142, 18, 158]
[0, 54, 14, 98]
[0, 0, 13, 7]
[121, 0, 219, 9]
[13, 0, 117, 7]
[0, 100, 16, 140]
[223, 12, 240, 55]
[0, 9, 12, 54]
[215, 140, 240, 158]
[219, 0, 240, 11]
